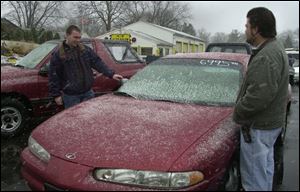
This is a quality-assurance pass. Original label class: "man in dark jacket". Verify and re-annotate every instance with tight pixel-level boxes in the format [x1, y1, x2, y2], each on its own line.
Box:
[49, 25, 123, 108]
[233, 8, 289, 191]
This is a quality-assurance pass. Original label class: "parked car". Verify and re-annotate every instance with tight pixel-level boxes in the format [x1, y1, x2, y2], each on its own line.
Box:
[206, 43, 295, 88]
[1, 39, 146, 137]
[288, 55, 296, 85]
[21, 52, 290, 191]
[205, 43, 252, 55]
[286, 50, 299, 84]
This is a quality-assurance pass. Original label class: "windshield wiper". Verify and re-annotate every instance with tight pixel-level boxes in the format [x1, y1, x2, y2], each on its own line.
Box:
[114, 91, 136, 98]
[151, 98, 179, 104]
[15, 64, 25, 68]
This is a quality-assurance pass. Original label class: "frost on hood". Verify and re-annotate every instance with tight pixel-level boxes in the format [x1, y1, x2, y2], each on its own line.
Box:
[170, 116, 240, 172]
[118, 58, 242, 106]
[34, 93, 233, 170]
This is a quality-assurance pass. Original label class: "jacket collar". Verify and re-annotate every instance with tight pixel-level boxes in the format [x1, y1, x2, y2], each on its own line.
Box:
[62, 40, 85, 52]
[251, 38, 276, 57]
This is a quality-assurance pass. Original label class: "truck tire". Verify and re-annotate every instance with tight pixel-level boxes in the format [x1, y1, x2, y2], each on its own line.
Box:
[289, 75, 294, 86]
[1, 97, 29, 137]
[273, 139, 284, 189]
[279, 112, 288, 146]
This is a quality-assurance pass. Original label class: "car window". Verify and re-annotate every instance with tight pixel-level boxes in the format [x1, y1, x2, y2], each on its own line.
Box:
[105, 43, 141, 63]
[118, 58, 243, 106]
[16, 43, 57, 69]
[288, 53, 299, 67]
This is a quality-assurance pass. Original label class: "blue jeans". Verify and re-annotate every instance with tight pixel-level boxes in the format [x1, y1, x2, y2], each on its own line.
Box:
[62, 90, 95, 109]
[240, 127, 282, 191]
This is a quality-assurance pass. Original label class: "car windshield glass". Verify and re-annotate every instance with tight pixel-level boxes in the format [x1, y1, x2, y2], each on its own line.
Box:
[117, 58, 243, 106]
[16, 43, 57, 69]
[105, 43, 140, 62]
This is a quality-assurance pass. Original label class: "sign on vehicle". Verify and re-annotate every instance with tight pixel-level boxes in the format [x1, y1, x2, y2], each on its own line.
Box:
[110, 34, 131, 42]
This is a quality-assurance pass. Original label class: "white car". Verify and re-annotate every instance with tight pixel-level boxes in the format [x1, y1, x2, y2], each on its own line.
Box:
[286, 50, 299, 84]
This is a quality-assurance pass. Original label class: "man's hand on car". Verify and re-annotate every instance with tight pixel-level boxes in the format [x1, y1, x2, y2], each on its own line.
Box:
[113, 74, 123, 81]
[55, 96, 63, 106]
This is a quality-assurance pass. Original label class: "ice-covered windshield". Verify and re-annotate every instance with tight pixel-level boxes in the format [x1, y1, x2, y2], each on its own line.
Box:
[16, 43, 57, 69]
[117, 58, 243, 106]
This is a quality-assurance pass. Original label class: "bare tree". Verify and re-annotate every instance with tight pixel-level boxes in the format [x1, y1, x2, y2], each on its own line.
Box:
[118, 1, 148, 25]
[278, 29, 299, 48]
[210, 32, 228, 43]
[197, 28, 211, 44]
[181, 22, 196, 36]
[72, 1, 192, 34]
[144, 1, 192, 30]
[1, 1, 7, 7]
[4, 1, 64, 29]
[79, 1, 126, 32]
[227, 29, 246, 43]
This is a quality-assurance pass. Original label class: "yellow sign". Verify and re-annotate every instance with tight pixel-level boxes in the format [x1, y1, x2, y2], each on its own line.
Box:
[110, 34, 131, 41]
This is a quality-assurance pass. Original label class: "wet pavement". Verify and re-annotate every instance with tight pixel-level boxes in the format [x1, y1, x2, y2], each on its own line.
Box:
[277, 85, 299, 191]
[1, 86, 299, 191]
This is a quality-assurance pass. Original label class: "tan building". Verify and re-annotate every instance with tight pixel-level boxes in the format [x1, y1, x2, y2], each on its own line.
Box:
[97, 21, 205, 59]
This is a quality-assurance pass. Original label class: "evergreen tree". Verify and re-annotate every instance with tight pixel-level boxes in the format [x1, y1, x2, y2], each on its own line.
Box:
[53, 32, 60, 40]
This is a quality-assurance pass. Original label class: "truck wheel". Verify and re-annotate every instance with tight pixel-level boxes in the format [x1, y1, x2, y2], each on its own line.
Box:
[279, 113, 288, 146]
[273, 140, 284, 189]
[1, 97, 29, 137]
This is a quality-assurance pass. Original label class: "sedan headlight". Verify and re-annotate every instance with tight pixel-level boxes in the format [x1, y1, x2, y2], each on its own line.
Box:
[94, 169, 204, 189]
[28, 136, 50, 163]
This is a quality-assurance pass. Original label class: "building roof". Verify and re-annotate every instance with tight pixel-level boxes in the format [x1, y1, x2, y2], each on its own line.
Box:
[1, 18, 21, 30]
[97, 21, 204, 46]
[127, 21, 204, 42]
[129, 30, 174, 46]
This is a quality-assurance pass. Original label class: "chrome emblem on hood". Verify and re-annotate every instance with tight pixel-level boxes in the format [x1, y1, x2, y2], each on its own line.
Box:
[65, 152, 77, 159]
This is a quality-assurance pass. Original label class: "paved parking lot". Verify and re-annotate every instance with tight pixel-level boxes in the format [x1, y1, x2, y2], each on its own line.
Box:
[1, 86, 299, 191]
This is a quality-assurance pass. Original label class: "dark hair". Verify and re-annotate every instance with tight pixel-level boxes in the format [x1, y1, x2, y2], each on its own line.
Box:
[66, 25, 81, 35]
[247, 7, 277, 38]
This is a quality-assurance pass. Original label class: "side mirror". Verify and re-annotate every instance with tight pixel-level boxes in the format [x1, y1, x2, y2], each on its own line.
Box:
[39, 65, 49, 76]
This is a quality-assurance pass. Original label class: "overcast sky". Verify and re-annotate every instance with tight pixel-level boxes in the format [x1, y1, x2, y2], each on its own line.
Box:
[187, 1, 299, 34]
[1, 1, 299, 35]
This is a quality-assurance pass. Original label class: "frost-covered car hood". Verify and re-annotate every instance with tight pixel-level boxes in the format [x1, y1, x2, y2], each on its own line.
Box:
[1, 65, 35, 79]
[32, 94, 233, 171]
[1, 65, 37, 91]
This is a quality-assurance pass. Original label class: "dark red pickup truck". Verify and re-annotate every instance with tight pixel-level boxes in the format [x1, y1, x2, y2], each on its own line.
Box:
[1, 38, 146, 137]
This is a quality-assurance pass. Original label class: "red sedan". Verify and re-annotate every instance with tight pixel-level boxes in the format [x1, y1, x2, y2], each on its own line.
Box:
[20, 53, 288, 190]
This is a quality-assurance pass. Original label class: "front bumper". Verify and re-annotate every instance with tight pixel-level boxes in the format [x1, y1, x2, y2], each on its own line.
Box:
[21, 148, 214, 191]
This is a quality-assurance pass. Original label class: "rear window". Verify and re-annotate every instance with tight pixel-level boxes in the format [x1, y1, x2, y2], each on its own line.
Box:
[104, 43, 142, 63]
[207, 45, 249, 54]
[206, 44, 251, 55]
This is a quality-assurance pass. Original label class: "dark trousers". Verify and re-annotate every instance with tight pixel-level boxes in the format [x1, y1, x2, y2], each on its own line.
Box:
[62, 90, 95, 108]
